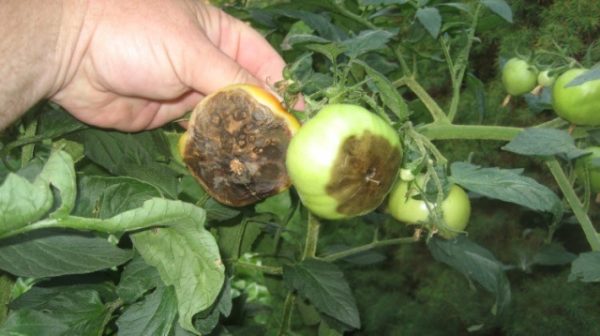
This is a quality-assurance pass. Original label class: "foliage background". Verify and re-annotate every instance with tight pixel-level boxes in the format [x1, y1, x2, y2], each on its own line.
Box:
[1, 0, 600, 335]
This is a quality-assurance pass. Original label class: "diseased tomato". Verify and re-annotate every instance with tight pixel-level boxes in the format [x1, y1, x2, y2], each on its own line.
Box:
[286, 104, 402, 220]
[575, 146, 600, 193]
[502, 58, 538, 96]
[552, 68, 600, 126]
[387, 175, 471, 239]
[180, 84, 300, 207]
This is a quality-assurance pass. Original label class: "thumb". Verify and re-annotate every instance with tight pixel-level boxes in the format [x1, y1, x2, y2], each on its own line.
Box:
[182, 40, 262, 95]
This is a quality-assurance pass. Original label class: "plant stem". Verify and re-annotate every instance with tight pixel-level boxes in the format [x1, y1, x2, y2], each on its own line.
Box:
[0, 272, 13, 324]
[546, 158, 600, 251]
[447, 3, 482, 122]
[394, 77, 449, 123]
[234, 261, 283, 276]
[302, 213, 321, 260]
[277, 292, 297, 336]
[419, 123, 523, 141]
[320, 236, 418, 262]
[331, 1, 377, 30]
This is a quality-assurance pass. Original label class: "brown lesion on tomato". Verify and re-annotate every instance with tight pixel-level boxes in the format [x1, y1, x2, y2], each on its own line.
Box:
[325, 131, 402, 216]
[183, 88, 292, 206]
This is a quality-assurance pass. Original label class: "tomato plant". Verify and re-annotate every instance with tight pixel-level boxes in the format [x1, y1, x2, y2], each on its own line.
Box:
[502, 58, 538, 96]
[2, 1, 600, 335]
[286, 104, 401, 220]
[552, 68, 600, 126]
[387, 175, 471, 239]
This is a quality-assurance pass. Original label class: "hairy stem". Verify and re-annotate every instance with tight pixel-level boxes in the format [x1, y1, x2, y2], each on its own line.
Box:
[546, 158, 600, 251]
[394, 77, 449, 123]
[419, 123, 523, 141]
[320, 236, 418, 262]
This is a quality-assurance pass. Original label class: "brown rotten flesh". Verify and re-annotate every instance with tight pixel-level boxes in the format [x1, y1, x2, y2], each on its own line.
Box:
[181, 84, 300, 207]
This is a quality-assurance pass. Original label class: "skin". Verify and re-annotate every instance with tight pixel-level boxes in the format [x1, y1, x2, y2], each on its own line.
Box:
[0, 0, 286, 131]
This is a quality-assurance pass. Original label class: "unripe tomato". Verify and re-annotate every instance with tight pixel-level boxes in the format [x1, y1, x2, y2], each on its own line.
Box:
[387, 175, 471, 239]
[575, 146, 600, 193]
[180, 84, 300, 207]
[537, 70, 555, 87]
[552, 68, 600, 126]
[502, 58, 538, 96]
[286, 104, 402, 220]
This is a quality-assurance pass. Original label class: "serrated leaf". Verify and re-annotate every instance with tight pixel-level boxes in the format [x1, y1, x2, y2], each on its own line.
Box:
[1, 287, 110, 336]
[131, 222, 225, 335]
[255, 191, 292, 221]
[341, 29, 395, 58]
[532, 243, 577, 266]
[569, 252, 600, 282]
[355, 60, 409, 121]
[0, 173, 53, 235]
[36, 150, 76, 219]
[116, 286, 178, 336]
[416, 7, 442, 38]
[0, 229, 133, 278]
[428, 236, 511, 315]
[117, 254, 162, 303]
[502, 128, 587, 160]
[283, 259, 360, 329]
[73, 175, 161, 219]
[481, 0, 513, 23]
[450, 162, 561, 214]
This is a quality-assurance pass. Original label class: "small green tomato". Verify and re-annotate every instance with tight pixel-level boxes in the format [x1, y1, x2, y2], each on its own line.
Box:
[387, 175, 471, 239]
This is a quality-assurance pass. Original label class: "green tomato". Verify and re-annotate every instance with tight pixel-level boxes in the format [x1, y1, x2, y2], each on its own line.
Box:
[552, 68, 600, 126]
[502, 58, 538, 96]
[286, 104, 402, 220]
[387, 175, 471, 239]
[575, 146, 600, 193]
[537, 70, 556, 87]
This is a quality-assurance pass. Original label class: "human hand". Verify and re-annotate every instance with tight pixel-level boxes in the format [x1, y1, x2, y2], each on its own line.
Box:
[50, 0, 285, 131]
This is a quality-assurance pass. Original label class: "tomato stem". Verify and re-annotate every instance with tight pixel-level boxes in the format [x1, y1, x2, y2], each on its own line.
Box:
[419, 123, 522, 141]
[319, 236, 418, 262]
[394, 77, 449, 123]
[302, 213, 321, 260]
[546, 158, 600, 251]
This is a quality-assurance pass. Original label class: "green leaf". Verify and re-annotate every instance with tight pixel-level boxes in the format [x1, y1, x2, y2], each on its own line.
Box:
[0, 229, 133, 278]
[283, 259, 360, 329]
[281, 20, 329, 50]
[566, 66, 600, 87]
[80, 129, 179, 198]
[1, 287, 110, 336]
[305, 43, 347, 64]
[255, 191, 292, 221]
[532, 243, 577, 266]
[73, 175, 161, 219]
[0, 173, 52, 235]
[36, 150, 77, 219]
[359, 0, 408, 4]
[217, 220, 263, 260]
[116, 285, 178, 336]
[341, 30, 395, 58]
[428, 236, 511, 315]
[450, 162, 562, 214]
[355, 60, 409, 122]
[502, 128, 587, 160]
[117, 254, 162, 303]
[416, 7, 442, 39]
[481, 0, 513, 23]
[131, 222, 225, 335]
[569, 252, 600, 282]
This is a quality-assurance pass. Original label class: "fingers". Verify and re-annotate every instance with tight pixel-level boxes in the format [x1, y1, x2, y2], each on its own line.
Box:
[184, 4, 285, 94]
